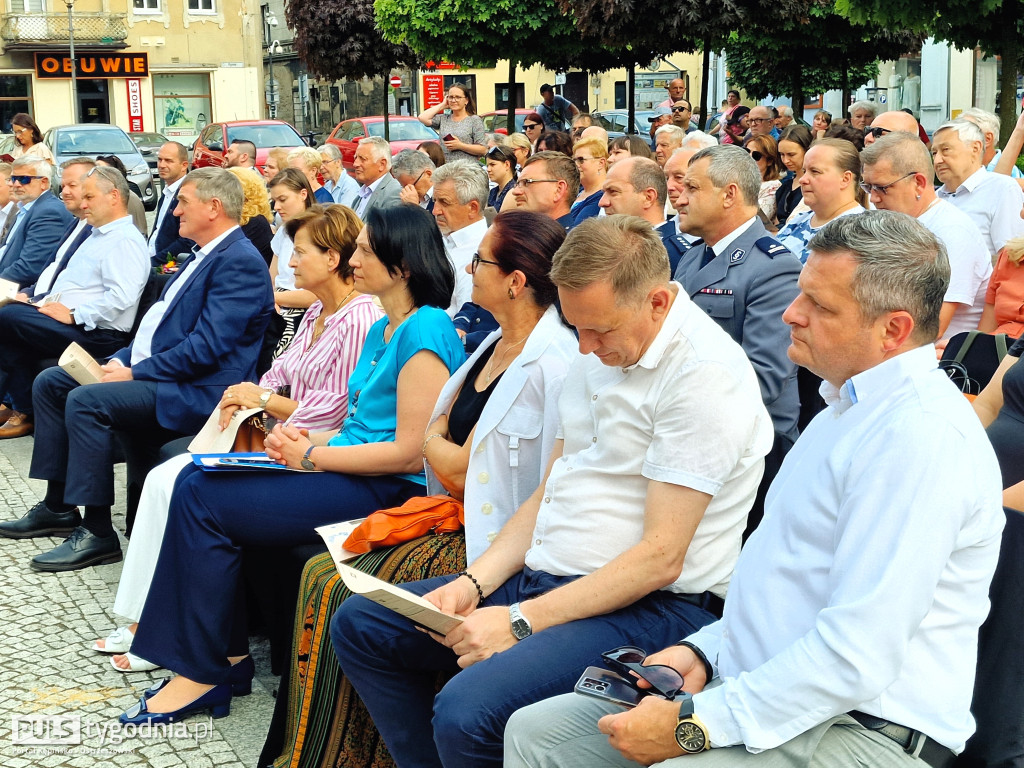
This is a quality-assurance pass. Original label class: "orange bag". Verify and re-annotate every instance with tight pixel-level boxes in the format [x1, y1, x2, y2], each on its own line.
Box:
[343, 495, 465, 553]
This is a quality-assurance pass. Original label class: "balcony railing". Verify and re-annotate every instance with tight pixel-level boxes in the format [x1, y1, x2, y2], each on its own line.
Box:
[0, 12, 128, 46]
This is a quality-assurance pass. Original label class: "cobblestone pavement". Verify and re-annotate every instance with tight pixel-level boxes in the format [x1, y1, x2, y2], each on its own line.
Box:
[0, 436, 276, 767]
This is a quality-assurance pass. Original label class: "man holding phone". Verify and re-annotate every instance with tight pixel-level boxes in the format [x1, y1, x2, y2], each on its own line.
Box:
[506, 212, 1003, 768]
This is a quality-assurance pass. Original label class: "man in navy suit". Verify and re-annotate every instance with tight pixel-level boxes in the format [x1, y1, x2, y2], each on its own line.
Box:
[0, 168, 275, 571]
[597, 156, 681, 262]
[0, 156, 74, 287]
[148, 142, 193, 267]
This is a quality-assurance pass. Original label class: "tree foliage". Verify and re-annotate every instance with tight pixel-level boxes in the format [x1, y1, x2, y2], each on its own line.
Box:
[284, 0, 421, 81]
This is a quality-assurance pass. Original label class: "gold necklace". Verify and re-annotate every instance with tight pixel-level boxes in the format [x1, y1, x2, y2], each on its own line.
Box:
[309, 289, 357, 348]
[484, 336, 528, 385]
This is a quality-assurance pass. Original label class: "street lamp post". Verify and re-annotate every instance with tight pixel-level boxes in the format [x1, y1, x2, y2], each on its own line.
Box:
[65, 0, 79, 123]
[267, 40, 283, 119]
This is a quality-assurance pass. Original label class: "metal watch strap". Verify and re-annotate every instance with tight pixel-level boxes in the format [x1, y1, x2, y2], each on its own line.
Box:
[259, 389, 273, 409]
[509, 602, 532, 640]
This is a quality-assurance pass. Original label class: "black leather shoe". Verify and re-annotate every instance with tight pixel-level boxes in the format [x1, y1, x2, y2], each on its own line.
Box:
[30, 526, 122, 572]
[0, 502, 82, 539]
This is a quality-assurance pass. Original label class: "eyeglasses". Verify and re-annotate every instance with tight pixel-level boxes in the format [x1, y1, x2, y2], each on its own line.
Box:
[601, 646, 684, 700]
[671, 106, 691, 113]
[514, 177, 560, 188]
[748, 117, 772, 125]
[10, 174, 45, 185]
[13, 127, 29, 136]
[522, 123, 541, 130]
[866, 126, 892, 139]
[859, 172, 917, 197]
[470, 252, 501, 273]
[447, 95, 466, 101]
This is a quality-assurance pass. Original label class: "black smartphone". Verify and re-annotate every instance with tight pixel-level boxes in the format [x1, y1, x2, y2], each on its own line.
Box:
[574, 667, 648, 708]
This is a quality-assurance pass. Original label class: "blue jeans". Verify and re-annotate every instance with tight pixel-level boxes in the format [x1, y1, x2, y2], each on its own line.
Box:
[331, 567, 718, 768]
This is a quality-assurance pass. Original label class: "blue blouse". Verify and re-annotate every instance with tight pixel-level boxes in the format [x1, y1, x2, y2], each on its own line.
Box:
[571, 189, 603, 226]
[329, 305, 465, 484]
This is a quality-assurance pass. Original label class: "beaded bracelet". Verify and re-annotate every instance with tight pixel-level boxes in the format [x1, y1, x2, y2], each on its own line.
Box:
[459, 569, 485, 604]
[422, 432, 445, 457]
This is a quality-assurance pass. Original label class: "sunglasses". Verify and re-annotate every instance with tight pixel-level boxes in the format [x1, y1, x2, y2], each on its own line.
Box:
[671, 106, 691, 113]
[10, 174, 45, 185]
[523, 123, 541, 130]
[865, 126, 892, 139]
[601, 646, 684, 700]
[739, 147, 765, 162]
[486, 146, 514, 162]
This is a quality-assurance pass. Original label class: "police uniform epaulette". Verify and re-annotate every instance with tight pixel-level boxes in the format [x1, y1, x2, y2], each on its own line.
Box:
[755, 237, 791, 258]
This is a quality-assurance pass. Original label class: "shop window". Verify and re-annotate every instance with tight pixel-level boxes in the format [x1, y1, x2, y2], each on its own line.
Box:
[0, 76, 32, 134]
[187, 0, 216, 12]
[10, 0, 44, 11]
[133, 0, 161, 13]
[154, 73, 211, 145]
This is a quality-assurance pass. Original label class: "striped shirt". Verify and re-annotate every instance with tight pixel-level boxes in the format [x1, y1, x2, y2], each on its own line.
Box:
[260, 293, 383, 432]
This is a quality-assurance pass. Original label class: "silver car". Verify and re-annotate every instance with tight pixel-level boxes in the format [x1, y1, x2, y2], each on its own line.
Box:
[43, 124, 158, 210]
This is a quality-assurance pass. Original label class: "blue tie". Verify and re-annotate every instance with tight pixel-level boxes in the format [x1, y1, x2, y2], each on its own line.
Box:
[699, 245, 716, 270]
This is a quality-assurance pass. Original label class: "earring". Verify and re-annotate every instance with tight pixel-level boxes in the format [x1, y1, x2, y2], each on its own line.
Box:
[508, 288, 515, 300]
[916, 194, 921, 200]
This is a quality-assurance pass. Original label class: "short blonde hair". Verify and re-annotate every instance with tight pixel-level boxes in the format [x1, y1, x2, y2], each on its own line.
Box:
[228, 166, 272, 225]
[1003, 235, 1024, 266]
[572, 137, 608, 159]
[507, 133, 533, 154]
[550, 215, 670, 305]
[266, 146, 290, 170]
[288, 146, 323, 172]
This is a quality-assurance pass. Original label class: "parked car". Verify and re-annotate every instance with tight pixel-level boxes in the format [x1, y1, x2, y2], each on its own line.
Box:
[129, 130, 170, 177]
[44, 124, 158, 209]
[191, 119, 307, 175]
[326, 117, 439, 171]
[480, 109, 533, 135]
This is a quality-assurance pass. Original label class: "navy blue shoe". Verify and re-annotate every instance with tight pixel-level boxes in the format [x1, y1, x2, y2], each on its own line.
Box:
[119, 683, 231, 725]
[143, 657, 254, 700]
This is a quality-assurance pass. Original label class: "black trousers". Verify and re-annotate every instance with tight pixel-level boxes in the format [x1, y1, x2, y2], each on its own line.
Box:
[0, 302, 127, 413]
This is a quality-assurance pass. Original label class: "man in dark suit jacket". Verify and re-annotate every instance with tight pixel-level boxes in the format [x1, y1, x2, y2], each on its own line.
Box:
[350, 136, 403, 220]
[148, 141, 194, 266]
[0, 168, 275, 572]
[0, 156, 74, 287]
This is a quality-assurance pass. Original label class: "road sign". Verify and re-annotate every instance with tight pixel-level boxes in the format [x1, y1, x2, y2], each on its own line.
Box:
[389, 75, 402, 89]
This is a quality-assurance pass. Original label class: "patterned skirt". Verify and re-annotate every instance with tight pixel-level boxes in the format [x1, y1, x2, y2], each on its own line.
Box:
[266, 533, 466, 768]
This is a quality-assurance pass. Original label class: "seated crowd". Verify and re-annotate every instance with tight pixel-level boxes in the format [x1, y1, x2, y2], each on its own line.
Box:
[0, 93, 1022, 768]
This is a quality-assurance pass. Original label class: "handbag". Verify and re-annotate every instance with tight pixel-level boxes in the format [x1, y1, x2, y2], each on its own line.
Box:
[343, 495, 465, 554]
[939, 331, 1013, 396]
[231, 413, 268, 453]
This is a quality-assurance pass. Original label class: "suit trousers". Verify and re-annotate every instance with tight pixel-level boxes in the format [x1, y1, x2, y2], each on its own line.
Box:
[331, 569, 719, 768]
[0, 302, 127, 413]
[29, 367, 184, 508]
[129, 464, 421, 684]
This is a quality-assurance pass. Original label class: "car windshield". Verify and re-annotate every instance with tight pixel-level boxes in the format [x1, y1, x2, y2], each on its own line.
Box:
[227, 124, 305, 148]
[56, 128, 137, 155]
[366, 121, 438, 141]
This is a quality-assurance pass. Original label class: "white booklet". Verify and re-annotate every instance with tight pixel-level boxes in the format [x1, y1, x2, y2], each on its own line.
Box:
[188, 406, 264, 453]
[333, 562, 464, 635]
[0, 277, 18, 307]
[59, 342, 104, 386]
[315, 518, 367, 567]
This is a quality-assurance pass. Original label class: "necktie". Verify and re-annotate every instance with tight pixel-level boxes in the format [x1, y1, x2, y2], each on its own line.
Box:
[48, 224, 92, 289]
[149, 189, 169, 244]
[699, 245, 716, 270]
[0, 209, 21, 247]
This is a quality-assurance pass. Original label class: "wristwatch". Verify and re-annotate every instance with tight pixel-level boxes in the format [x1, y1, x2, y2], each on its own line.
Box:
[508, 602, 532, 641]
[674, 693, 709, 753]
[259, 389, 273, 409]
[68, 308, 77, 325]
[300, 445, 317, 471]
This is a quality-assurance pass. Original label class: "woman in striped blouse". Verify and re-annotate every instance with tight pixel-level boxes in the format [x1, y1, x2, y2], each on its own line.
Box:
[93, 205, 383, 670]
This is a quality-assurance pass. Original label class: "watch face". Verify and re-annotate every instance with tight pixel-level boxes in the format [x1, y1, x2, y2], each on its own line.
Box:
[675, 721, 707, 753]
[301, 457, 315, 471]
[511, 619, 531, 640]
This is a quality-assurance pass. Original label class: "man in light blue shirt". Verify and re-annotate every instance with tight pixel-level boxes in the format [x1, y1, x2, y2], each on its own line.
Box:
[319, 143, 359, 206]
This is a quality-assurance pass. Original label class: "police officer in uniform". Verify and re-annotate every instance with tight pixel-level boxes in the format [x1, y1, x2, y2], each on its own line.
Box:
[673, 144, 802, 538]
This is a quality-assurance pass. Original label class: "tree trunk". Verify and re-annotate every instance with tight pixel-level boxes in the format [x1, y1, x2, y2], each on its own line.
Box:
[627, 63, 636, 134]
[383, 74, 390, 142]
[699, 40, 711, 129]
[791, 69, 804, 122]
[507, 58, 517, 136]
[840, 60, 850, 122]
[998, 1, 1019, 150]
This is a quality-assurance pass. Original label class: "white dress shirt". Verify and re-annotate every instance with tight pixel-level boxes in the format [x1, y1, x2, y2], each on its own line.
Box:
[148, 175, 185, 257]
[918, 199, 992, 340]
[48, 215, 149, 332]
[35, 218, 89, 296]
[686, 345, 1004, 753]
[937, 167, 1024, 257]
[270, 227, 296, 290]
[524, 285, 773, 597]
[443, 218, 488, 318]
[131, 226, 239, 365]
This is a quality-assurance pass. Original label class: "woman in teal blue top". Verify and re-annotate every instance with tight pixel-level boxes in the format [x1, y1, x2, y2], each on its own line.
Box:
[121, 205, 464, 725]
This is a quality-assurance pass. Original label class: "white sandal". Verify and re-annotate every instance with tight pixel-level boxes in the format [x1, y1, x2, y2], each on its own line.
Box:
[110, 652, 160, 673]
[92, 626, 135, 654]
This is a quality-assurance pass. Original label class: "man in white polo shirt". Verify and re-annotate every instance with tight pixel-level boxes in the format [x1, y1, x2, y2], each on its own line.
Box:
[332, 215, 773, 768]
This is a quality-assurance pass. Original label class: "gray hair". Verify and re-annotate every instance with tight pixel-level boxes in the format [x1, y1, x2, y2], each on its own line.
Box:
[959, 107, 1000, 147]
[0, 162, 10, 180]
[391, 148, 436, 180]
[432, 159, 488, 209]
[933, 119, 985, 149]
[86, 164, 130, 203]
[550, 215, 670, 306]
[361, 136, 392, 169]
[690, 144, 761, 207]
[654, 125, 686, 144]
[808, 210, 949, 343]
[184, 167, 243, 222]
[680, 131, 718, 150]
[861, 131, 932, 178]
[12, 155, 52, 179]
[778, 105, 794, 119]
[60, 156, 96, 172]
[485, 132, 510, 147]
[625, 157, 668, 208]
[317, 143, 342, 162]
[849, 100, 879, 119]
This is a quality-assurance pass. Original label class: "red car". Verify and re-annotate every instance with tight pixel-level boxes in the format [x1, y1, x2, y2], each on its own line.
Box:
[191, 119, 307, 175]
[480, 109, 533, 135]
[326, 117, 439, 171]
